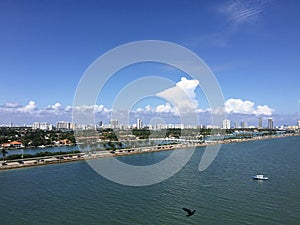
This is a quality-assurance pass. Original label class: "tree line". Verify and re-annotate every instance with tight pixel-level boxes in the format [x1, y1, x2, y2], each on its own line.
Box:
[0, 127, 76, 148]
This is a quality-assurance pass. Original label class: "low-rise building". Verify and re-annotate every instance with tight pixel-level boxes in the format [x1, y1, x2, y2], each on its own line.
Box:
[1, 141, 24, 148]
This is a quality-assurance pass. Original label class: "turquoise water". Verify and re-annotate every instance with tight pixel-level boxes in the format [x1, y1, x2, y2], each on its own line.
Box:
[1, 136, 299, 224]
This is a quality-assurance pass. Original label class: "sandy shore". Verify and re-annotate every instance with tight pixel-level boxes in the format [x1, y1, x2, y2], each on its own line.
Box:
[1, 133, 298, 171]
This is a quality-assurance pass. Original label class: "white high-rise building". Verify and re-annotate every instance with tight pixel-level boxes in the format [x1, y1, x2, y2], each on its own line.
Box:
[258, 117, 263, 128]
[268, 118, 274, 129]
[109, 119, 118, 129]
[40, 122, 50, 130]
[297, 120, 300, 128]
[32, 122, 40, 129]
[222, 119, 231, 129]
[32, 122, 53, 130]
[137, 119, 143, 129]
[56, 121, 71, 130]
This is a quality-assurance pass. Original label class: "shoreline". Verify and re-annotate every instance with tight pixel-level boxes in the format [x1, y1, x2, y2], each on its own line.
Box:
[1, 133, 299, 171]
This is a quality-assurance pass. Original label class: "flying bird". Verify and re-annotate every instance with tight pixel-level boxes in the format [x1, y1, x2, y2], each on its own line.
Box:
[182, 207, 196, 217]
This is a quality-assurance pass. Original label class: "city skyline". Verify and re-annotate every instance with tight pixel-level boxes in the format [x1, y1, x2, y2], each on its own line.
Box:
[1, 1, 300, 126]
[4, 117, 300, 131]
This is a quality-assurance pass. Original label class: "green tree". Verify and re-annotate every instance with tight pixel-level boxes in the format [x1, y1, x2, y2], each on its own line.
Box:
[106, 142, 116, 150]
[132, 128, 151, 139]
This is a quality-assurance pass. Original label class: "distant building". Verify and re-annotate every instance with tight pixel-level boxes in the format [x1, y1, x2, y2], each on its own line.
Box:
[287, 126, 298, 130]
[298, 120, 300, 129]
[258, 117, 263, 128]
[10, 141, 23, 148]
[268, 118, 274, 129]
[32, 122, 40, 129]
[69, 123, 76, 130]
[32, 122, 52, 130]
[175, 124, 185, 129]
[222, 119, 231, 129]
[1, 141, 24, 148]
[56, 121, 71, 130]
[40, 122, 50, 130]
[156, 124, 167, 130]
[137, 119, 143, 129]
[167, 124, 175, 129]
[109, 119, 118, 129]
[240, 121, 248, 129]
[206, 125, 220, 129]
[119, 124, 126, 130]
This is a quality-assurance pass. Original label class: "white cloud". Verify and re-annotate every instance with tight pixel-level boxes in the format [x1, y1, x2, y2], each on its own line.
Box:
[46, 102, 62, 111]
[73, 104, 111, 114]
[135, 107, 144, 113]
[225, 98, 274, 116]
[0, 96, 275, 125]
[4, 102, 19, 108]
[225, 98, 254, 114]
[145, 105, 152, 112]
[196, 108, 205, 113]
[188, 1, 269, 49]
[157, 77, 199, 113]
[52, 102, 62, 110]
[134, 105, 154, 113]
[18, 101, 37, 113]
[65, 105, 72, 111]
[254, 105, 274, 116]
[93, 104, 105, 113]
[218, 0, 266, 25]
[155, 103, 178, 115]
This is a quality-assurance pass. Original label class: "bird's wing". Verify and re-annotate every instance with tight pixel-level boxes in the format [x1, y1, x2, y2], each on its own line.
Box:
[182, 208, 192, 214]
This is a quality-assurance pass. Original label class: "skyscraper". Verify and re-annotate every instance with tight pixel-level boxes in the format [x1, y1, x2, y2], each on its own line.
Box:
[137, 119, 143, 129]
[56, 121, 71, 130]
[222, 119, 231, 129]
[268, 118, 274, 129]
[258, 116, 263, 128]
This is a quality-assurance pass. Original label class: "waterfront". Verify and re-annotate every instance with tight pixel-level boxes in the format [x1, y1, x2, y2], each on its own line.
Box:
[0, 136, 299, 224]
[1, 133, 298, 171]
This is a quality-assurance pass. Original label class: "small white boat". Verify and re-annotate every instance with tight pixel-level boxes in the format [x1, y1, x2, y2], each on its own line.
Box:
[252, 174, 268, 180]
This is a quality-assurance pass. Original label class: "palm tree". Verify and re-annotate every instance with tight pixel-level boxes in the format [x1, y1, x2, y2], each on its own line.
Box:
[1, 148, 8, 165]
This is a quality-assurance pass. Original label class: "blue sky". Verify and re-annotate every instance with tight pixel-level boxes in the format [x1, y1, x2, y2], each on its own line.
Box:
[0, 0, 300, 126]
